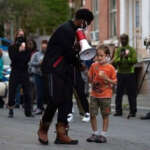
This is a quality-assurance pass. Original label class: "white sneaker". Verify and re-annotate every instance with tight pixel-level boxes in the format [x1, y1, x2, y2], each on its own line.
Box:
[72, 107, 75, 113]
[82, 113, 90, 122]
[34, 108, 42, 115]
[67, 113, 74, 122]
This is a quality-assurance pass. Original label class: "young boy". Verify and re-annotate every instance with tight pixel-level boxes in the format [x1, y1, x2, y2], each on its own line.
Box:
[87, 45, 117, 143]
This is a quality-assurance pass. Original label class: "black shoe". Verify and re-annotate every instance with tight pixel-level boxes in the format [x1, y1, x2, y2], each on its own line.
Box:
[113, 112, 122, 116]
[0, 105, 4, 108]
[127, 113, 136, 119]
[8, 109, 14, 118]
[141, 113, 150, 120]
[25, 111, 34, 117]
[15, 104, 20, 108]
[0, 101, 4, 108]
[129, 113, 136, 117]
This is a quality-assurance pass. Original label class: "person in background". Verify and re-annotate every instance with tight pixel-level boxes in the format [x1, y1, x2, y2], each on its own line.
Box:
[7, 28, 33, 118]
[67, 40, 90, 123]
[87, 45, 117, 143]
[67, 64, 90, 123]
[14, 39, 38, 109]
[27, 39, 37, 57]
[0, 49, 4, 108]
[113, 33, 137, 117]
[27, 39, 38, 106]
[29, 40, 48, 115]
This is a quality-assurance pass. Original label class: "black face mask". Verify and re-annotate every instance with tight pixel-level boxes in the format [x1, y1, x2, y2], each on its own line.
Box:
[16, 36, 26, 47]
[120, 38, 128, 47]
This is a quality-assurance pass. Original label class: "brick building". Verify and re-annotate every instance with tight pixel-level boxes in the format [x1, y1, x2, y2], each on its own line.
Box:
[69, 0, 150, 94]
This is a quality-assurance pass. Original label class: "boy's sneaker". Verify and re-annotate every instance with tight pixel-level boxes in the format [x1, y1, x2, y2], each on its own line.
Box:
[86, 134, 98, 142]
[34, 108, 43, 115]
[67, 113, 73, 122]
[8, 109, 14, 118]
[82, 113, 90, 122]
[95, 135, 107, 143]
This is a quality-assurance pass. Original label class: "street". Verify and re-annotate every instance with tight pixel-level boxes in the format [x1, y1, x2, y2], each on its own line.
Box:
[0, 101, 150, 150]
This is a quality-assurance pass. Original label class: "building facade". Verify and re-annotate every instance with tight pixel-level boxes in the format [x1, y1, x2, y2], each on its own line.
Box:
[76, 0, 150, 51]
[70, 0, 150, 93]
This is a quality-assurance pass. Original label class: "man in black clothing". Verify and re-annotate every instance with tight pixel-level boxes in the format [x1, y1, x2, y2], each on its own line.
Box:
[37, 8, 94, 145]
[8, 29, 33, 118]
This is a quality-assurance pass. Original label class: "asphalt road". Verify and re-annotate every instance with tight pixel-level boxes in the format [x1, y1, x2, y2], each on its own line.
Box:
[0, 105, 150, 150]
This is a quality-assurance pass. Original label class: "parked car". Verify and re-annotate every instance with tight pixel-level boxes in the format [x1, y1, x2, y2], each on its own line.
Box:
[0, 37, 11, 81]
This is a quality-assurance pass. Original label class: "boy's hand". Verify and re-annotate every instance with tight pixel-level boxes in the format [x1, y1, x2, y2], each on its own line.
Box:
[99, 71, 117, 85]
[99, 71, 108, 80]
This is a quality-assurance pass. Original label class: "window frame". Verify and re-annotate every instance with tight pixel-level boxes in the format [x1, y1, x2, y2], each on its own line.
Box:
[109, 0, 117, 38]
[91, 0, 99, 41]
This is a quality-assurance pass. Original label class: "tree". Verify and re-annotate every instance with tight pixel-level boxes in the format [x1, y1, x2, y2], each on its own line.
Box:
[0, 0, 70, 36]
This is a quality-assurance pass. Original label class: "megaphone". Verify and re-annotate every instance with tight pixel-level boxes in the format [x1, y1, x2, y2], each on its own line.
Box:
[76, 28, 96, 60]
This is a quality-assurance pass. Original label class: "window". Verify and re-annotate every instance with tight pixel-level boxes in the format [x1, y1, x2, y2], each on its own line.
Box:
[109, 0, 117, 38]
[91, 0, 99, 41]
[135, 1, 140, 28]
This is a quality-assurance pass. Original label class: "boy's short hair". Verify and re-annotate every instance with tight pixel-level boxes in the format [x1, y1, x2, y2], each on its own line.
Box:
[96, 44, 110, 55]
[75, 8, 94, 25]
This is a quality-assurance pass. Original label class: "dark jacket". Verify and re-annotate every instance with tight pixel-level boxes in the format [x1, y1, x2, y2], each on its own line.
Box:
[8, 44, 31, 72]
[42, 20, 80, 79]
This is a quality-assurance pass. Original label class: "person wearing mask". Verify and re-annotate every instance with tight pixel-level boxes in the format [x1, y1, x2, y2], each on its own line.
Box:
[113, 33, 137, 117]
[29, 40, 48, 115]
[37, 8, 94, 145]
[8, 29, 33, 118]
[67, 63, 90, 123]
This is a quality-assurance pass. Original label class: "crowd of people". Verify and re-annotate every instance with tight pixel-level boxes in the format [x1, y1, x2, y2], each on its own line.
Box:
[0, 8, 149, 146]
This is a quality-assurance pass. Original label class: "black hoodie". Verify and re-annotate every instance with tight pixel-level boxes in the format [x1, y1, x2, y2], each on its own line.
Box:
[42, 20, 80, 79]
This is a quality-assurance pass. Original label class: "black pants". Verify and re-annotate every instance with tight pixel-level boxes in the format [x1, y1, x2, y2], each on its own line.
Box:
[8, 70, 32, 113]
[0, 96, 4, 107]
[68, 69, 89, 114]
[115, 73, 137, 114]
[42, 73, 73, 125]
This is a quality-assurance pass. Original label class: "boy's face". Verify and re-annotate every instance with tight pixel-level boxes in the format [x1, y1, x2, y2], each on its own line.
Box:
[96, 49, 106, 64]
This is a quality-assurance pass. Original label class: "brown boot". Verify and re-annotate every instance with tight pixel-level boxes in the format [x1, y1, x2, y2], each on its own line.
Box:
[54, 122, 78, 145]
[37, 120, 50, 145]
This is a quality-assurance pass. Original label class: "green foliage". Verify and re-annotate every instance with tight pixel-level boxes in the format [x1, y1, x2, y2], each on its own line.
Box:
[0, 0, 70, 35]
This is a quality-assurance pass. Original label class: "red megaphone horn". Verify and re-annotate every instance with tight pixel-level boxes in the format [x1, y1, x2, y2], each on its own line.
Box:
[76, 28, 96, 60]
